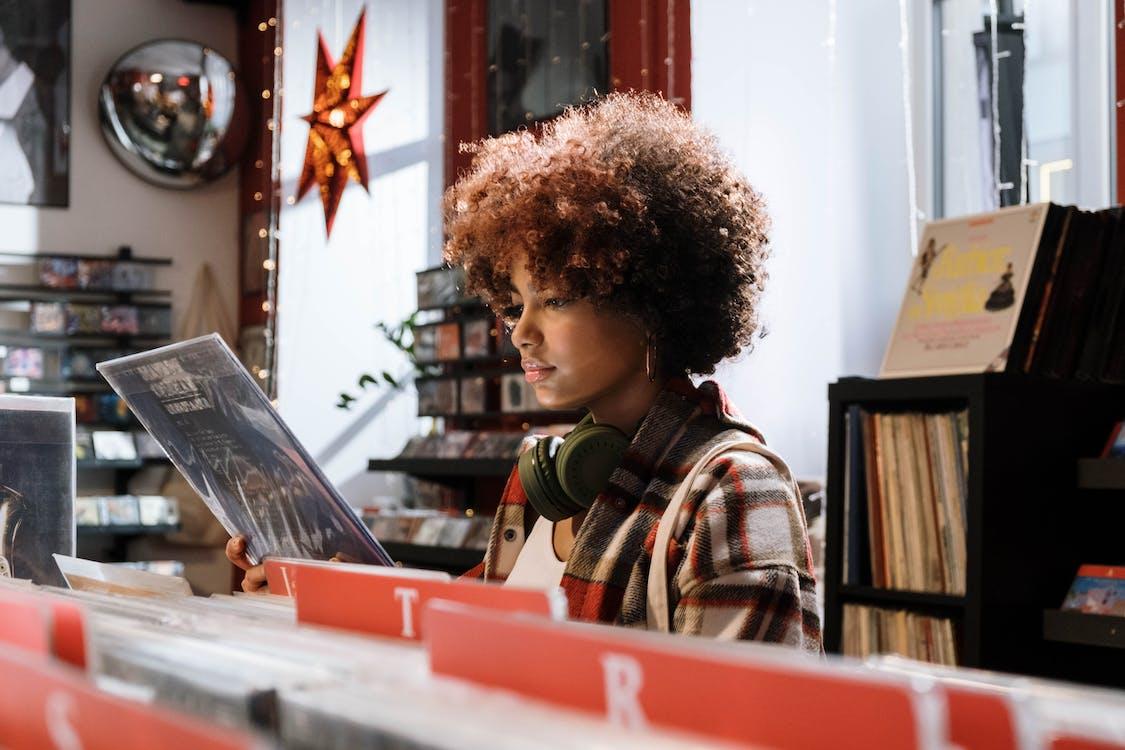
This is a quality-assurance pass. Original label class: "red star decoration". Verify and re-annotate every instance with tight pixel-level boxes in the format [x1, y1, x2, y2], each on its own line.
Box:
[297, 8, 387, 237]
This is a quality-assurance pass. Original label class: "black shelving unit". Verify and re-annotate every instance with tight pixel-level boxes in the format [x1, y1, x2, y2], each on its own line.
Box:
[367, 457, 515, 478]
[0, 248, 177, 563]
[1043, 609, 1125, 650]
[1077, 458, 1125, 489]
[381, 541, 483, 575]
[824, 373, 1125, 686]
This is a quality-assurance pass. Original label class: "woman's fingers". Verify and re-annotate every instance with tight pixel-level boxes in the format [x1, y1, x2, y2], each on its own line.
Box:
[225, 535, 252, 570]
[241, 563, 269, 593]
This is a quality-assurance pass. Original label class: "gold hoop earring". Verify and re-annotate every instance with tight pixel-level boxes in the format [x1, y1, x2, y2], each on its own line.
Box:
[645, 338, 657, 382]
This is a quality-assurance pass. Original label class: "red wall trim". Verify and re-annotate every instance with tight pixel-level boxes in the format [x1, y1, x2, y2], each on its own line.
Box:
[445, 0, 487, 188]
[609, 0, 691, 111]
[444, 0, 691, 188]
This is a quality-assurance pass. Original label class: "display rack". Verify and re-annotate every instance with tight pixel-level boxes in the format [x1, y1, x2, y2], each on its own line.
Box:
[824, 373, 1125, 687]
[0, 248, 176, 562]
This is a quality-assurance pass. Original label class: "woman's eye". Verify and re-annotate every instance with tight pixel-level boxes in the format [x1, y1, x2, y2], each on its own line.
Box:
[544, 298, 569, 309]
[500, 304, 523, 327]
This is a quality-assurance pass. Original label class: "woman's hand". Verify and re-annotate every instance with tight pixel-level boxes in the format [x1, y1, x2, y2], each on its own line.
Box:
[225, 535, 268, 593]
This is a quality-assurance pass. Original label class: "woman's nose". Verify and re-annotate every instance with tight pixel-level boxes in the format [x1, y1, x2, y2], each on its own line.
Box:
[511, 308, 542, 349]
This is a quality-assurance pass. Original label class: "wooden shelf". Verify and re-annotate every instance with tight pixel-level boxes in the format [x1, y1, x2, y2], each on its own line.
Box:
[368, 457, 514, 478]
[382, 540, 483, 573]
[1043, 609, 1125, 650]
[838, 585, 966, 612]
[1077, 458, 1125, 489]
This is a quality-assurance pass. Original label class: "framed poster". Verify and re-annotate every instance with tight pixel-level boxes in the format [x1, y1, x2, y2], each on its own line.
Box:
[0, 0, 70, 206]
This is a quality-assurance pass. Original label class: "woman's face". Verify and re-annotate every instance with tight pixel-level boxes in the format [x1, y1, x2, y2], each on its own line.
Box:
[504, 256, 650, 419]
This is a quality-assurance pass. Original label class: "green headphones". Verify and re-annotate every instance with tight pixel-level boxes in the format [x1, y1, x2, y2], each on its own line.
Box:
[517, 414, 631, 522]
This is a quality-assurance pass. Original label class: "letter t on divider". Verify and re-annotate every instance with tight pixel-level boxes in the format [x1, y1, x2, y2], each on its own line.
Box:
[394, 587, 420, 638]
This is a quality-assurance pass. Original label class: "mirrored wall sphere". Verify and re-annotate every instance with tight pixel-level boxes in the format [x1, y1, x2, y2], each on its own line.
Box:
[98, 39, 249, 189]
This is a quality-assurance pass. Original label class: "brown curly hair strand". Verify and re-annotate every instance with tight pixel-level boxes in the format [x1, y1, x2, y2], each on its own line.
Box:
[443, 91, 771, 377]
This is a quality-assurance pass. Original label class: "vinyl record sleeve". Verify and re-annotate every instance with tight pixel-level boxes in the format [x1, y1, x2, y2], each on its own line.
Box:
[881, 203, 1050, 377]
[97, 334, 392, 566]
[0, 394, 75, 587]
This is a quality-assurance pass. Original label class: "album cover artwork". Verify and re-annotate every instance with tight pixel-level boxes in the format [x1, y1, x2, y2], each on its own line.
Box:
[435, 322, 460, 361]
[138, 495, 179, 526]
[101, 305, 139, 335]
[92, 430, 137, 461]
[459, 376, 486, 414]
[65, 303, 101, 334]
[38, 258, 78, 288]
[102, 495, 140, 525]
[77, 259, 115, 290]
[111, 262, 155, 291]
[74, 495, 101, 526]
[97, 334, 392, 566]
[74, 426, 93, 461]
[137, 306, 172, 336]
[0, 394, 74, 587]
[412, 325, 437, 363]
[462, 317, 492, 359]
[2, 346, 44, 378]
[29, 301, 65, 333]
[62, 348, 96, 379]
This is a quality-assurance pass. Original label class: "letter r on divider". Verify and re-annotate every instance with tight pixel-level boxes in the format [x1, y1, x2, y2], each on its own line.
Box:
[600, 652, 647, 730]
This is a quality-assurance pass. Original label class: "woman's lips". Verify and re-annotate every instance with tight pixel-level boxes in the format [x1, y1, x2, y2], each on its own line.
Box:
[523, 366, 556, 383]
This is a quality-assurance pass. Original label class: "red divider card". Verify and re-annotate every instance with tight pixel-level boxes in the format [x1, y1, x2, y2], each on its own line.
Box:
[264, 556, 448, 597]
[944, 687, 1019, 750]
[0, 644, 261, 750]
[293, 563, 566, 641]
[0, 590, 86, 669]
[424, 601, 945, 750]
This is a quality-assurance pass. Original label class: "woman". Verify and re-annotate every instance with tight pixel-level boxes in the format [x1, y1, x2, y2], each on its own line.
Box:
[230, 92, 821, 650]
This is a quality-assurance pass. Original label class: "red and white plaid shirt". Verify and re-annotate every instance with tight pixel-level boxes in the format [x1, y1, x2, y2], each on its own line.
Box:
[466, 378, 823, 651]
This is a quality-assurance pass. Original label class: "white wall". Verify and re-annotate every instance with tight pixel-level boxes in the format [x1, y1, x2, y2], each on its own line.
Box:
[0, 0, 240, 333]
[692, 1, 921, 478]
[276, 0, 443, 508]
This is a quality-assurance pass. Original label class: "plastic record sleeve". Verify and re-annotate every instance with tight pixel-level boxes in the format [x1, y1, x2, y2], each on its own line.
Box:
[96, 333, 393, 567]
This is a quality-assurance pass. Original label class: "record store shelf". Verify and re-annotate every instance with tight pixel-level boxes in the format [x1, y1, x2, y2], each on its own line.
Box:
[382, 541, 483, 573]
[1077, 459, 1125, 490]
[1043, 609, 1125, 650]
[367, 457, 514, 478]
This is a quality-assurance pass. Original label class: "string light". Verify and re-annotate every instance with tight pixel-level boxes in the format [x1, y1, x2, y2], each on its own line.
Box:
[898, 0, 921, 256]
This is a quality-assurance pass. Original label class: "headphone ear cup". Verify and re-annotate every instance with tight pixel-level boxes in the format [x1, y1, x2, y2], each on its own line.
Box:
[555, 423, 630, 510]
[518, 436, 582, 522]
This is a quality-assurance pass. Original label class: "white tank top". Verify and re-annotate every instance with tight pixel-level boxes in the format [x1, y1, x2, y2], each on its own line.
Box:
[504, 516, 566, 590]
